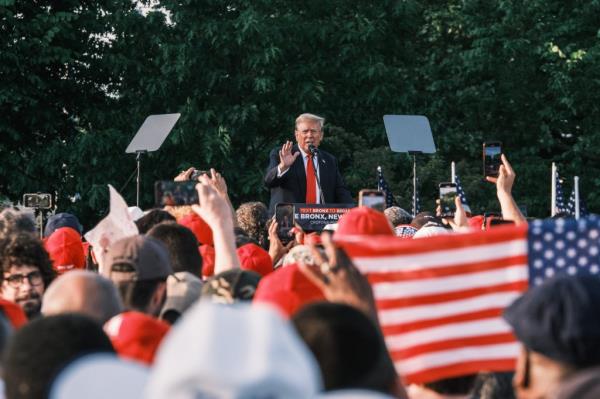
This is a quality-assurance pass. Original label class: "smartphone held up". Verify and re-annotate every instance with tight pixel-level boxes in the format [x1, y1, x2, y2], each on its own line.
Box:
[358, 190, 386, 212]
[483, 141, 502, 178]
[439, 183, 457, 217]
[154, 181, 199, 207]
[275, 203, 295, 245]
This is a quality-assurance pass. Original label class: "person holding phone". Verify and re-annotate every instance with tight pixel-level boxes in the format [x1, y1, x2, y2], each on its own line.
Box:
[264, 113, 353, 214]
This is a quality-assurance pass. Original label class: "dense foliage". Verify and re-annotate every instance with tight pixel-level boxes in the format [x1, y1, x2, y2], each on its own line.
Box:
[2, 0, 599, 227]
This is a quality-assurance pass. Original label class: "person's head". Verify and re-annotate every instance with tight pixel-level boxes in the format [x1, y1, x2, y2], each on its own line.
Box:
[0, 232, 55, 319]
[0, 208, 36, 237]
[105, 235, 173, 317]
[384, 206, 412, 227]
[292, 302, 400, 395]
[335, 207, 394, 237]
[160, 271, 203, 324]
[295, 113, 324, 153]
[42, 270, 123, 325]
[43, 212, 83, 238]
[134, 209, 176, 234]
[236, 202, 269, 249]
[44, 227, 86, 274]
[503, 275, 600, 399]
[145, 302, 322, 398]
[3, 314, 115, 399]
[147, 221, 202, 277]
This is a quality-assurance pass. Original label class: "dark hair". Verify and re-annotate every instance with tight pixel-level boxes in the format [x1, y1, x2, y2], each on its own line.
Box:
[116, 278, 165, 314]
[235, 234, 259, 248]
[135, 209, 176, 234]
[236, 202, 269, 249]
[147, 222, 202, 276]
[424, 374, 479, 396]
[292, 302, 398, 394]
[0, 232, 55, 288]
[3, 314, 114, 399]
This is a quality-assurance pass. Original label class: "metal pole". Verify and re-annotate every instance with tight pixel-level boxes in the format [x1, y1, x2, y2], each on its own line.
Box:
[136, 151, 142, 207]
[413, 153, 417, 216]
[551, 163, 557, 217]
[575, 176, 580, 220]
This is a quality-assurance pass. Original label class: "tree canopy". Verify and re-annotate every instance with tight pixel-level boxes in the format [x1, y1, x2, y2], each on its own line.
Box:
[2, 0, 599, 227]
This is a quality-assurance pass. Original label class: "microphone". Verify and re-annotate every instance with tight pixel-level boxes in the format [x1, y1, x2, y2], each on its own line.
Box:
[308, 144, 318, 156]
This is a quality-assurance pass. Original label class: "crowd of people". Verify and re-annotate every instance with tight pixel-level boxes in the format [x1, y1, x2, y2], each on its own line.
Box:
[0, 114, 599, 399]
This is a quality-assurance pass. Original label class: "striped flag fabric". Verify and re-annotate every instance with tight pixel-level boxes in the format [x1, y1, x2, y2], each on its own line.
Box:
[554, 172, 568, 214]
[377, 166, 395, 209]
[335, 216, 600, 385]
[454, 174, 472, 214]
[566, 188, 589, 218]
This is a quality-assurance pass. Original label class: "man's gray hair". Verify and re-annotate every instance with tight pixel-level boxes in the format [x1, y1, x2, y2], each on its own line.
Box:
[295, 113, 325, 130]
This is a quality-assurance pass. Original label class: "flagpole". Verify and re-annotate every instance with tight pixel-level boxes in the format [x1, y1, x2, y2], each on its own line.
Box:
[413, 153, 417, 217]
[451, 162, 456, 184]
[551, 163, 557, 217]
[575, 176, 580, 220]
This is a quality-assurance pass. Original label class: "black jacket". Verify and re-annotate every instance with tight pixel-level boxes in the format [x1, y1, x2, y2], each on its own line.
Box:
[264, 144, 353, 213]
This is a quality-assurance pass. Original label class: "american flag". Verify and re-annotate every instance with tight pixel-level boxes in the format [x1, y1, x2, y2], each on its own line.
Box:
[335, 216, 600, 385]
[413, 178, 421, 217]
[454, 174, 472, 214]
[555, 172, 568, 214]
[566, 188, 589, 218]
[377, 166, 395, 209]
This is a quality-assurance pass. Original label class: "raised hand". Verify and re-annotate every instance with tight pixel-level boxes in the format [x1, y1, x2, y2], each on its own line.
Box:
[298, 234, 378, 323]
[486, 154, 515, 196]
[278, 140, 300, 172]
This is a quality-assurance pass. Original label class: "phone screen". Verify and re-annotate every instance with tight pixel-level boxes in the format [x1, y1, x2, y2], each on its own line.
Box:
[484, 143, 502, 177]
[359, 190, 386, 212]
[154, 181, 199, 206]
[275, 203, 294, 244]
[439, 184, 457, 217]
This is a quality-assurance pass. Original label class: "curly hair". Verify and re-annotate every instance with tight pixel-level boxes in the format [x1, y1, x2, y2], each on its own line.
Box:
[1, 232, 55, 288]
[236, 202, 269, 249]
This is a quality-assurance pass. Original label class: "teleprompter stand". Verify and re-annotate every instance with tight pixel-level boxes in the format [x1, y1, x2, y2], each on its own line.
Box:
[124, 113, 181, 207]
[383, 115, 436, 216]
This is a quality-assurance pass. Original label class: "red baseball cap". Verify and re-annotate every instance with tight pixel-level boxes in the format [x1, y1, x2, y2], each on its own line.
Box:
[236, 243, 273, 277]
[253, 263, 325, 318]
[335, 207, 394, 237]
[179, 213, 213, 246]
[44, 227, 85, 274]
[104, 311, 170, 365]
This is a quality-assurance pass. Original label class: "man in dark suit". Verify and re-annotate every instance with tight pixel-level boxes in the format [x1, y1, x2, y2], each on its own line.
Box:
[264, 113, 353, 213]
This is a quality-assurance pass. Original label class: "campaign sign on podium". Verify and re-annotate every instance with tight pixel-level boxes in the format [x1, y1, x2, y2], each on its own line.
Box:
[293, 204, 354, 232]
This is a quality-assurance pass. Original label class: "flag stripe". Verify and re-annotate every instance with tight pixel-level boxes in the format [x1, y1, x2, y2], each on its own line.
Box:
[366, 255, 528, 283]
[382, 308, 504, 335]
[390, 332, 516, 359]
[354, 240, 527, 273]
[401, 359, 517, 385]
[336, 225, 528, 258]
[395, 342, 520, 375]
[373, 265, 527, 299]
[376, 281, 527, 310]
[380, 291, 521, 330]
[386, 318, 512, 350]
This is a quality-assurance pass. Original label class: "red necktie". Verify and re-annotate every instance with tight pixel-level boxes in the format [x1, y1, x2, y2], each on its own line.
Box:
[305, 154, 317, 204]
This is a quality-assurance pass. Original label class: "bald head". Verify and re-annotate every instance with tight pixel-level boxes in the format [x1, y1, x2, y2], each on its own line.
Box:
[42, 270, 123, 324]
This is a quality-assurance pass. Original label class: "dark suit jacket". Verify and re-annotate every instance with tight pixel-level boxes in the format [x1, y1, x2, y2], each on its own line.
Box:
[264, 145, 354, 213]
